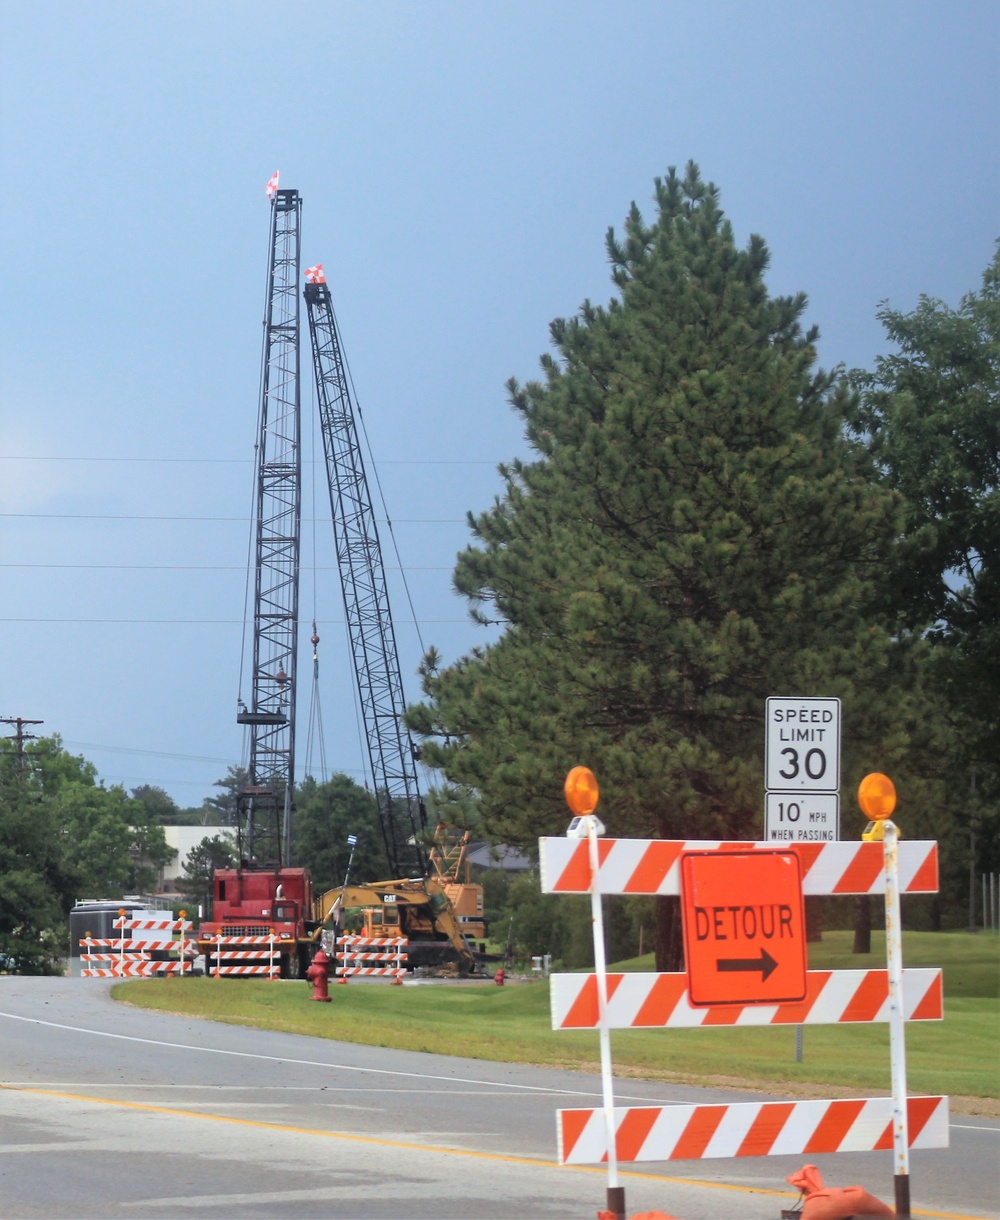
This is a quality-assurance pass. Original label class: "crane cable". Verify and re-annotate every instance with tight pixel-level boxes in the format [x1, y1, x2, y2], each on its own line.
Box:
[329, 302, 438, 796]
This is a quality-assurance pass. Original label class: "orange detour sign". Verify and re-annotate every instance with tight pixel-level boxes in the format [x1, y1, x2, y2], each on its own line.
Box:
[680, 849, 808, 1006]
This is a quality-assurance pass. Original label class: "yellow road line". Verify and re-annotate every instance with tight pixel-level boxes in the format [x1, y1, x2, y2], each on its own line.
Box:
[0, 1085, 981, 1220]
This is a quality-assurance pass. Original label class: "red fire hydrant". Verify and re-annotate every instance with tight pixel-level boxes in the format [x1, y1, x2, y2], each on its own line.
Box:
[307, 950, 332, 1002]
[494, 967, 505, 987]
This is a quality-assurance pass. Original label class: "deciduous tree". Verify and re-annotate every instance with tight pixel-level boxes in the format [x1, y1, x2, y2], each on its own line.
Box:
[849, 243, 1000, 890]
[177, 834, 237, 917]
[292, 773, 388, 894]
[0, 736, 171, 970]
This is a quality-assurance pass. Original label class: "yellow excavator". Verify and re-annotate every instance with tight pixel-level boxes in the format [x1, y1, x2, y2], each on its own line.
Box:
[313, 870, 484, 975]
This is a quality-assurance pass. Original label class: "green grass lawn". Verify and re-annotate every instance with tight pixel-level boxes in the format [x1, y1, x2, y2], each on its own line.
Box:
[114, 930, 999, 1112]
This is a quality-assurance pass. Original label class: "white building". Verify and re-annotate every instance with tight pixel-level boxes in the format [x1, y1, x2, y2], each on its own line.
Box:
[156, 825, 235, 900]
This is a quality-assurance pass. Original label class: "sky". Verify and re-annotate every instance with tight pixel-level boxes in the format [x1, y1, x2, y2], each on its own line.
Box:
[1, 2, 997, 812]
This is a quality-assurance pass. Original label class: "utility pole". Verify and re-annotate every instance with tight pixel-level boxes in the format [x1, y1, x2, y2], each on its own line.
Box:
[0, 717, 43, 782]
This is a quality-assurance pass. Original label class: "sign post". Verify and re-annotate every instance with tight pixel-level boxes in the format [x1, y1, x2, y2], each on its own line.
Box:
[563, 767, 625, 1220]
[859, 771, 912, 1219]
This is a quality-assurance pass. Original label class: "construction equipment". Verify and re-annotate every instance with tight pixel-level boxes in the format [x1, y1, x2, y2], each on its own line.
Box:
[197, 182, 321, 978]
[312, 824, 487, 972]
[201, 190, 485, 978]
[314, 876, 480, 973]
[303, 264, 486, 973]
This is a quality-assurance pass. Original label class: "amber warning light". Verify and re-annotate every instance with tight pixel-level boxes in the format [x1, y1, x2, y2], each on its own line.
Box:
[858, 772, 897, 821]
[564, 766, 600, 817]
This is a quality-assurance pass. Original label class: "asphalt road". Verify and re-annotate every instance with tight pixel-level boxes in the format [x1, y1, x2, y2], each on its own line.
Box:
[0, 977, 996, 1219]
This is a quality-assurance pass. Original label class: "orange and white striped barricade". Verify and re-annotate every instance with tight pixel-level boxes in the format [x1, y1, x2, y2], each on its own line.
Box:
[116, 916, 196, 970]
[557, 1095, 950, 1164]
[78, 952, 193, 978]
[114, 916, 196, 977]
[550, 967, 943, 1029]
[336, 936, 408, 981]
[80, 940, 146, 977]
[81, 916, 194, 977]
[540, 830, 948, 1198]
[539, 837, 938, 897]
[209, 935, 280, 978]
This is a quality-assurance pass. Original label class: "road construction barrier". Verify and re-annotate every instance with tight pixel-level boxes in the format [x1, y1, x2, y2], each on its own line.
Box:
[207, 934, 279, 978]
[335, 935, 408, 980]
[539, 828, 948, 1202]
[80, 915, 194, 978]
[557, 1095, 949, 1164]
[78, 955, 192, 978]
[539, 837, 939, 897]
[550, 967, 943, 1029]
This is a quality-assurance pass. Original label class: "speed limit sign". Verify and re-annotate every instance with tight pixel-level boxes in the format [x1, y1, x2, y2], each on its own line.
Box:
[765, 697, 840, 792]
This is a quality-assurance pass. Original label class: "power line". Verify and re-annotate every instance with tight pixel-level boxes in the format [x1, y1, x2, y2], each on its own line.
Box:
[0, 616, 475, 624]
[0, 512, 464, 523]
[0, 455, 496, 465]
[61, 740, 238, 764]
[0, 563, 451, 571]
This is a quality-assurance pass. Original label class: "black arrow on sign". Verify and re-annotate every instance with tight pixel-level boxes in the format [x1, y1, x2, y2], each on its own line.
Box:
[716, 947, 778, 982]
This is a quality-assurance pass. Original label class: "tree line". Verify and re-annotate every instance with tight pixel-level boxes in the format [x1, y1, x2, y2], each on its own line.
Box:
[0, 746, 394, 971]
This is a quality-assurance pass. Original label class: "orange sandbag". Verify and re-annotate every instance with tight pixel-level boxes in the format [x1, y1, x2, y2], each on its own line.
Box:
[787, 1164, 825, 1195]
[596, 1212, 679, 1219]
[786, 1163, 893, 1219]
[801, 1185, 893, 1218]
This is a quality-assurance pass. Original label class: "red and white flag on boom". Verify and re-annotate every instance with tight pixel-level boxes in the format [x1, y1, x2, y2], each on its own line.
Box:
[265, 171, 280, 200]
[305, 265, 326, 284]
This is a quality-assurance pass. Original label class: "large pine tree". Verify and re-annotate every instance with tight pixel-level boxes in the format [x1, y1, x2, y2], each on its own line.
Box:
[408, 165, 911, 960]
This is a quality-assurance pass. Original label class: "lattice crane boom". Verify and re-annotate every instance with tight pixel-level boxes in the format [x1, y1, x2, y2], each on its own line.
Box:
[303, 266, 428, 879]
[236, 186, 303, 870]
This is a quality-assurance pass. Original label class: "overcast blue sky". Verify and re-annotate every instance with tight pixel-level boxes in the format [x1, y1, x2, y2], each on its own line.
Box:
[1, 3, 997, 809]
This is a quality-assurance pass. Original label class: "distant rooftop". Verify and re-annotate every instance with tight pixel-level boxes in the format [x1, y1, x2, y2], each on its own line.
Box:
[467, 842, 533, 872]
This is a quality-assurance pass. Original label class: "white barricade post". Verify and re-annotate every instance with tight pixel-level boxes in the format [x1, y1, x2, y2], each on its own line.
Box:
[859, 771, 916, 1218]
[562, 766, 625, 1220]
[541, 769, 947, 1220]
